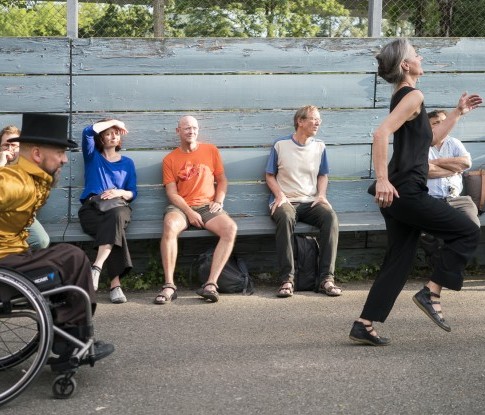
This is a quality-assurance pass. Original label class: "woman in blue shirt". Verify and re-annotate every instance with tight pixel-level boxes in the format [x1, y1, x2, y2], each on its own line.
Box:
[79, 119, 137, 304]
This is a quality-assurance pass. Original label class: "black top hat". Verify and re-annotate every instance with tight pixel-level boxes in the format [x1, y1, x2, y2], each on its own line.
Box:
[8, 113, 78, 149]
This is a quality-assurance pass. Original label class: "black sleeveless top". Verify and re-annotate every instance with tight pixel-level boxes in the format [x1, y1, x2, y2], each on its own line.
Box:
[387, 86, 432, 189]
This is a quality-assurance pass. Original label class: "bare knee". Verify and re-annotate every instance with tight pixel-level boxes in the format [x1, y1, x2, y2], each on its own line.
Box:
[162, 216, 185, 239]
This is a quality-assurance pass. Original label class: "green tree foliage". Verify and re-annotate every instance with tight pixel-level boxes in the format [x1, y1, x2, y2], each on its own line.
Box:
[167, 0, 350, 37]
[80, 3, 153, 37]
[0, 0, 483, 38]
[0, 2, 66, 36]
[451, 0, 485, 36]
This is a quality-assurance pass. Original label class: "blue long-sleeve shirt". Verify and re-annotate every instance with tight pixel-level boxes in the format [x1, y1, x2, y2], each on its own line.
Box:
[79, 125, 138, 203]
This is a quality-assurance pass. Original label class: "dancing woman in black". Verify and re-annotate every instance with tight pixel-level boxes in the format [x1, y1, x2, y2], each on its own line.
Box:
[349, 38, 482, 346]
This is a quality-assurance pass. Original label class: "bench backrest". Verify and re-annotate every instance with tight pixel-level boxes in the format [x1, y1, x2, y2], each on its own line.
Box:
[0, 37, 484, 227]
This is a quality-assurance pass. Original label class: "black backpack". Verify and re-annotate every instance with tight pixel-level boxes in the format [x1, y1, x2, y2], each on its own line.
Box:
[293, 235, 320, 292]
[195, 249, 255, 295]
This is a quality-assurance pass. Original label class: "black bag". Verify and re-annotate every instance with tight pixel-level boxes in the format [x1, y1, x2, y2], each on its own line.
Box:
[293, 235, 320, 292]
[90, 195, 128, 212]
[463, 167, 485, 215]
[195, 249, 254, 295]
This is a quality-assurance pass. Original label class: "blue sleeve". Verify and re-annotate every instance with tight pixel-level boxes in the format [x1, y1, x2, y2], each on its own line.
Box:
[318, 148, 330, 176]
[265, 146, 278, 175]
[125, 158, 138, 201]
[82, 125, 97, 162]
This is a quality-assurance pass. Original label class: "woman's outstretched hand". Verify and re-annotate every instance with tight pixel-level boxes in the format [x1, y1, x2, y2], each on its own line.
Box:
[457, 92, 483, 115]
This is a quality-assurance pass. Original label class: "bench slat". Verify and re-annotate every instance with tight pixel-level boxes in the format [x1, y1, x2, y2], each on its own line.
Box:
[72, 74, 375, 112]
[55, 211, 387, 243]
[68, 147, 373, 187]
[71, 38, 485, 75]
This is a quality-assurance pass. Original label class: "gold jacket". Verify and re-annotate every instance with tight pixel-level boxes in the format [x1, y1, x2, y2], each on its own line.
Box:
[0, 156, 52, 259]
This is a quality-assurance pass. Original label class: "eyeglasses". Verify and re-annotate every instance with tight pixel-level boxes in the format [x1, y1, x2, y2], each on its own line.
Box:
[303, 117, 322, 123]
[1, 143, 19, 150]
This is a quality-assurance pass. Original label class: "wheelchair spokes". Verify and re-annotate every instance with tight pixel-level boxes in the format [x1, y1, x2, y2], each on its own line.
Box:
[0, 271, 53, 407]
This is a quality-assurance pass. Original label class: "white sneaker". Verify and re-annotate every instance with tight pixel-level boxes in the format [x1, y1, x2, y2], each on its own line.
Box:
[91, 266, 101, 291]
[110, 286, 127, 304]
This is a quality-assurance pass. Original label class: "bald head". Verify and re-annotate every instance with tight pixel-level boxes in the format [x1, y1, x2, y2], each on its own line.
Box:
[176, 116, 199, 151]
[178, 116, 198, 129]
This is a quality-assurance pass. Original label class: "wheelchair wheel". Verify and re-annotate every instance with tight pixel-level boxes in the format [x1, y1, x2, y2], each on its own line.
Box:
[52, 374, 77, 399]
[0, 268, 54, 407]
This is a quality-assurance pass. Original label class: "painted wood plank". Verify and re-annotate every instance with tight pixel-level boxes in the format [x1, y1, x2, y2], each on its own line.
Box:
[0, 76, 70, 113]
[466, 143, 485, 166]
[0, 38, 70, 74]
[71, 38, 485, 75]
[70, 109, 385, 149]
[59, 210, 387, 242]
[375, 73, 485, 109]
[67, 145, 372, 188]
[3, 106, 482, 151]
[72, 74, 375, 112]
[71, 38, 381, 75]
[70, 107, 485, 149]
[36, 188, 70, 224]
[67, 179, 378, 224]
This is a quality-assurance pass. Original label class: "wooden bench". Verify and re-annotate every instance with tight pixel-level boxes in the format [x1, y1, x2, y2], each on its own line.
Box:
[44, 149, 385, 243]
[1, 37, 484, 267]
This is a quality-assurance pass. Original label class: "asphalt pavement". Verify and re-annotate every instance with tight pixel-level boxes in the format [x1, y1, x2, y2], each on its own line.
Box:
[2, 279, 485, 415]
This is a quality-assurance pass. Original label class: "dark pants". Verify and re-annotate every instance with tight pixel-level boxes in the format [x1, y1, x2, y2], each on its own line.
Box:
[0, 243, 96, 327]
[78, 203, 133, 280]
[361, 184, 480, 323]
[421, 195, 480, 261]
[271, 201, 339, 285]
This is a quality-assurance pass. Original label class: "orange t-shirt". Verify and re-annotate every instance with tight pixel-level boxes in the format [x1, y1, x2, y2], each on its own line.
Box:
[162, 143, 224, 206]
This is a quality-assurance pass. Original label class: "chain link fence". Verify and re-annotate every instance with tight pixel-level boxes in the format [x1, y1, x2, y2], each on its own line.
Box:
[0, 0, 483, 38]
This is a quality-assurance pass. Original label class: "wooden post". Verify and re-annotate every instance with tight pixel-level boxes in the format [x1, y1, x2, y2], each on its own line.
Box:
[153, 0, 165, 38]
[67, 0, 79, 39]
[367, 0, 382, 38]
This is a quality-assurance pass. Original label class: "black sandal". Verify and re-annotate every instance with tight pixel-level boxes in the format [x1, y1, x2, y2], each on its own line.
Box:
[197, 282, 219, 303]
[349, 321, 391, 346]
[153, 283, 178, 305]
[413, 286, 451, 332]
[276, 281, 294, 298]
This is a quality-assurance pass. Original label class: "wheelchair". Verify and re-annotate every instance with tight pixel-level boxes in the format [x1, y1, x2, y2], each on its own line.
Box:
[0, 266, 98, 406]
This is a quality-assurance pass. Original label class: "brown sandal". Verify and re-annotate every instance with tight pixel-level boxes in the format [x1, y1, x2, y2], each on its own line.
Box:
[319, 279, 342, 297]
[276, 281, 294, 298]
[153, 283, 178, 305]
[197, 282, 219, 303]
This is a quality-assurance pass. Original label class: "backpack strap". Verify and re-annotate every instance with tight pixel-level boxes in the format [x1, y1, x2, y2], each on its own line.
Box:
[236, 256, 254, 295]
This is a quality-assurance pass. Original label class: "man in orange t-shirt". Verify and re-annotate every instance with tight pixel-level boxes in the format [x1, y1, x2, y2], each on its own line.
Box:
[154, 116, 237, 304]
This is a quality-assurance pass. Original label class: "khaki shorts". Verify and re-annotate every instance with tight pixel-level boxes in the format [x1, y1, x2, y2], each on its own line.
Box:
[165, 204, 228, 228]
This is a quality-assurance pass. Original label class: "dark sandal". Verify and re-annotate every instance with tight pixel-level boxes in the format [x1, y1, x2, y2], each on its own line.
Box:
[349, 321, 390, 346]
[197, 282, 219, 303]
[153, 283, 178, 305]
[413, 286, 451, 332]
[276, 281, 294, 298]
[319, 279, 342, 297]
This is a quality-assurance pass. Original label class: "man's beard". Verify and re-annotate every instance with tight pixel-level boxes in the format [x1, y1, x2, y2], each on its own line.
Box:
[50, 169, 61, 187]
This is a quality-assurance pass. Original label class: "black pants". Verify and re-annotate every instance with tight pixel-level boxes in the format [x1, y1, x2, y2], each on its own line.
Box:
[360, 183, 480, 323]
[78, 202, 133, 280]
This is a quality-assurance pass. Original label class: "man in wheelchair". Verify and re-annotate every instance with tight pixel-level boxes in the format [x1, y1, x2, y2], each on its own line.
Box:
[0, 113, 114, 369]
